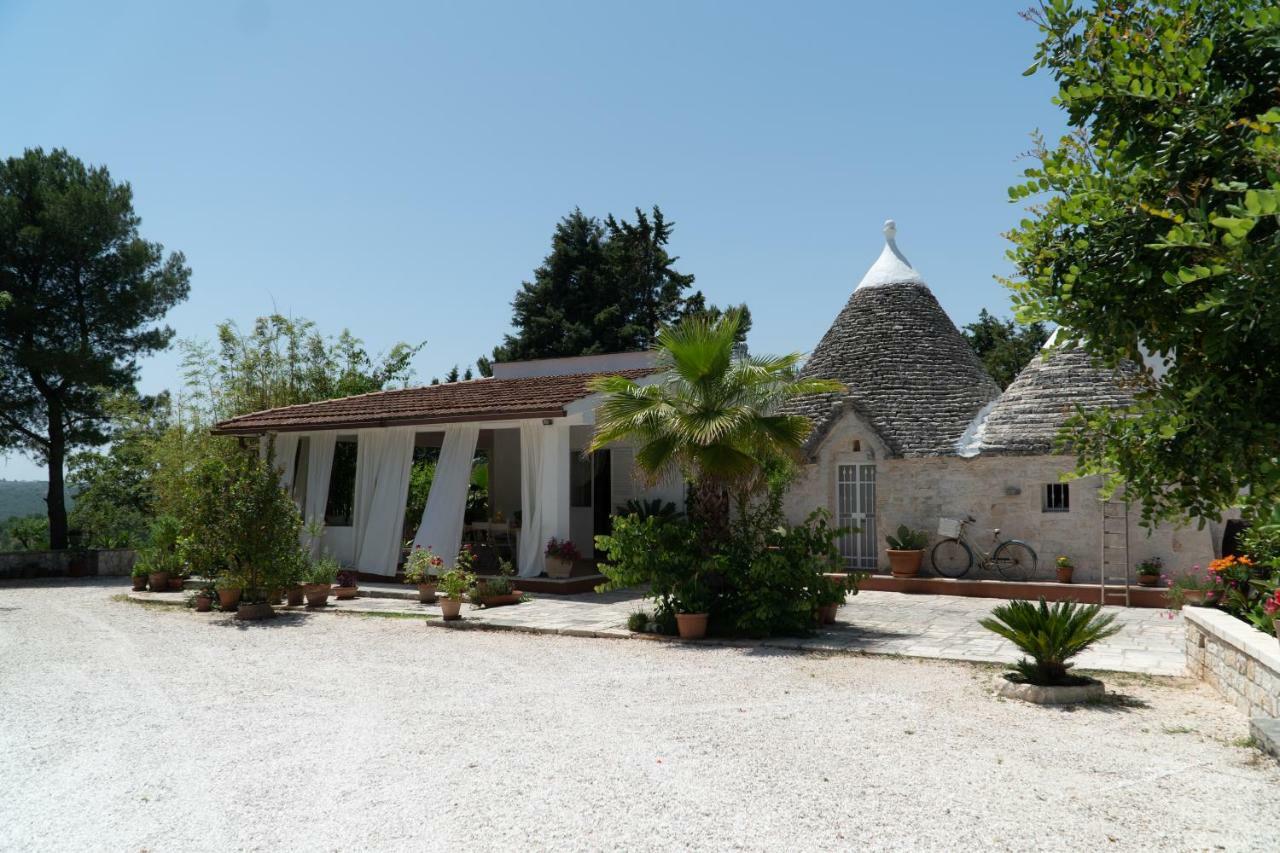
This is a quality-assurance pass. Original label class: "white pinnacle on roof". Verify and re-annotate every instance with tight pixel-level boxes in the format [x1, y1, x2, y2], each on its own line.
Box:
[856, 219, 925, 289]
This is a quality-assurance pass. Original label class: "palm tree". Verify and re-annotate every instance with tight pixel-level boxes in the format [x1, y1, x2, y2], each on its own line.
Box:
[587, 309, 843, 540]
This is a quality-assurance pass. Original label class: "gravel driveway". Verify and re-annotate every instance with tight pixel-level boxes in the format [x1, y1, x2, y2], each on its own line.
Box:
[2, 579, 1277, 852]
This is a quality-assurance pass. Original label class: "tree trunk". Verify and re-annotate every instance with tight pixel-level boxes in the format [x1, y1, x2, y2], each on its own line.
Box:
[688, 478, 730, 548]
[45, 403, 68, 550]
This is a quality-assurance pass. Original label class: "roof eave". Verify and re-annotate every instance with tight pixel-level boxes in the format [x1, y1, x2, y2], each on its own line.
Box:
[210, 406, 569, 436]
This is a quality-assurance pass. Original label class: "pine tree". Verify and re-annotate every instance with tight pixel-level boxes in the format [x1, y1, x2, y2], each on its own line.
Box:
[486, 206, 739, 365]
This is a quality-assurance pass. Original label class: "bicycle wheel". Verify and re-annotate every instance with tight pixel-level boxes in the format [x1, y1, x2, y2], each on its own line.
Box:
[931, 538, 973, 578]
[992, 540, 1038, 582]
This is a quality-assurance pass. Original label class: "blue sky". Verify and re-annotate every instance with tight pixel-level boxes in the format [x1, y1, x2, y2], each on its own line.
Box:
[0, 0, 1065, 480]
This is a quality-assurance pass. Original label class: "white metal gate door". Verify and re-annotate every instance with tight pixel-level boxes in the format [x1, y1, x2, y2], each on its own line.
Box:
[836, 464, 877, 569]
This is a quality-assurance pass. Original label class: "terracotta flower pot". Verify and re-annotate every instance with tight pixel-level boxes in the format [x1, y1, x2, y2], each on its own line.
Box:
[675, 612, 709, 640]
[1182, 589, 1207, 606]
[168, 577, 185, 592]
[440, 598, 463, 621]
[1137, 573, 1159, 587]
[333, 586, 358, 600]
[235, 602, 276, 621]
[217, 587, 243, 610]
[148, 571, 171, 592]
[194, 595, 213, 612]
[887, 550, 923, 578]
[819, 602, 839, 624]
[131, 576, 147, 591]
[545, 556, 573, 579]
[417, 582, 438, 603]
[303, 583, 330, 608]
[1055, 566, 1074, 584]
[286, 587, 305, 607]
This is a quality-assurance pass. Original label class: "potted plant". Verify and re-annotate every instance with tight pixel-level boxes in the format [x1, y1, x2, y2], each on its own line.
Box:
[236, 586, 277, 621]
[130, 562, 149, 592]
[673, 575, 711, 640]
[979, 597, 1121, 704]
[403, 545, 444, 603]
[472, 559, 522, 608]
[1055, 555, 1074, 584]
[139, 550, 171, 593]
[1166, 565, 1216, 609]
[885, 525, 928, 577]
[215, 575, 243, 611]
[438, 567, 473, 621]
[544, 537, 580, 579]
[333, 569, 359, 600]
[814, 573, 846, 625]
[192, 583, 215, 612]
[1135, 557, 1163, 587]
[303, 557, 338, 608]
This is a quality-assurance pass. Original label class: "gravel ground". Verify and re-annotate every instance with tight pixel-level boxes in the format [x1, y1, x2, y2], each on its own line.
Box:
[2, 579, 1277, 853]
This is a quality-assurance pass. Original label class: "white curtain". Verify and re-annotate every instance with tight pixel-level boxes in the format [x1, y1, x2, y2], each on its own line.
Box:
[353, 427, 416, 576]
[302, 431, 338, 557]
[264, 432, 300, 497]
[412, 424, 479, 569]
[517, 421, 545, 578]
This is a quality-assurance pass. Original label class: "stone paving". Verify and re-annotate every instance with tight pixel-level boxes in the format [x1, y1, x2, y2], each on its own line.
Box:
[130, 584, 1187, 676]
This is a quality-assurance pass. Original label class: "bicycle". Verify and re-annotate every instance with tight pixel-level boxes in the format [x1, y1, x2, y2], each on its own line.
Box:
[930, 516, 1038, 581]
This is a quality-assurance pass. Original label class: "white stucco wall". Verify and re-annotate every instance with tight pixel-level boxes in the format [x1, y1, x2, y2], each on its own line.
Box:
[783, 409, 1220, 582]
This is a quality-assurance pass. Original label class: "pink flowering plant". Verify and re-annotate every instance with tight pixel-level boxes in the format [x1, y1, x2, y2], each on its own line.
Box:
[1165, 564, 1217, 610]
[545, 537, 581, 561]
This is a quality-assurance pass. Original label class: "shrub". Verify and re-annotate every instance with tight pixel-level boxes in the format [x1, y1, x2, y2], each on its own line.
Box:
[596, 500, 850, 638]
[626, 610, 650, 633]
[178, 445, 303, 601]
[335, 569, 358, 588]
[886, 524, 928, 551]
[979, 598, 1121, 686]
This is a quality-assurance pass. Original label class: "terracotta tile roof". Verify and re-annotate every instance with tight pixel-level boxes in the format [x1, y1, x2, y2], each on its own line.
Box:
[211, 368, 657, 435]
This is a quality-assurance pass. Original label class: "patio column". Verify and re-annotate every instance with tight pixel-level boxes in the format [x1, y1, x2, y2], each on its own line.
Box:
[412, 423, 480, 568]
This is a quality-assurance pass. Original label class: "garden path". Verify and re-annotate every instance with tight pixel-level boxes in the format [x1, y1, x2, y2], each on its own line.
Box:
[136, 582, 1187, 676]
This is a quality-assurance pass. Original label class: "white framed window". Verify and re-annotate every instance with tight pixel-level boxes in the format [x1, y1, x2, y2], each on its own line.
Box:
[1043, 483, 1070, 513]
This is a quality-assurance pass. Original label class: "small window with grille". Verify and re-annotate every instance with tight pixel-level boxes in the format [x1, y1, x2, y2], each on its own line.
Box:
[1043, 483, 1070, 513]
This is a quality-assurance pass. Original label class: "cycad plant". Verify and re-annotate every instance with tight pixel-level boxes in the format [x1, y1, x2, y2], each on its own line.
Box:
[588, 308, 843, 541]
[979, 598, 1121, 685]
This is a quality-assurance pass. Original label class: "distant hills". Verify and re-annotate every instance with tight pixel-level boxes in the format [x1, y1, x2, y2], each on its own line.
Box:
[0, 480, 55, 522]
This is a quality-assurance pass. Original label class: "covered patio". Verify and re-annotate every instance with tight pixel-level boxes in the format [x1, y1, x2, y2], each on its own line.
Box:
[211, 352, 681, 584]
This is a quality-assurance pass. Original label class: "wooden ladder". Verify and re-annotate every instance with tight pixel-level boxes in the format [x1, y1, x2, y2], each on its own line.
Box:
[1099, 493, 1130, 607]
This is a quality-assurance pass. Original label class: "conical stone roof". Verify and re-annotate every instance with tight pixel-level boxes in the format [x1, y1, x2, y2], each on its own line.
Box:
[789, 221, 1001, 458]
[976, 333, 1141, 455]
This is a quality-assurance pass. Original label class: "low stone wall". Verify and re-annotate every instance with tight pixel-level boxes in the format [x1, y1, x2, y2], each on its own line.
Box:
[1184, 607, 1279, 719]
[0, 548, 136, 580]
